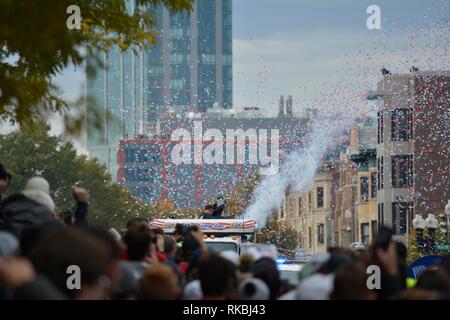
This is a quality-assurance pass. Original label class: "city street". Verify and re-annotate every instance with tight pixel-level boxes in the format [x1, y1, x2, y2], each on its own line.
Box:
[0, 0, 449, 306]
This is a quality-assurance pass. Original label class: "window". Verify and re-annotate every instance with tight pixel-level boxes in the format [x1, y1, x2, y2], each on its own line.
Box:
[377, 156, 384, 190]
[317, 187, 324, 208]
[377, 111, 384, 143]
[360, 176, 369, 202]
[125, 147, 161, 163]
[308, 227, 312, 248]
[308, 192, 312, 207]
[222, 54, 232, 65]
[370, 172, 377, 198]
[391, 155, 413, 188]
[201, 54, 216, 64]
[391, 108, 413, 141]
[392, 202, 414, 235]
[317, 224, 325, 245]
[170, 79, 186, 89]
[378, 203, 384, 230]
[371, 220, 378, 243]
[125, 167, 156, 183]
[361, 223, 370, 245]
[298, 197, 302, 216]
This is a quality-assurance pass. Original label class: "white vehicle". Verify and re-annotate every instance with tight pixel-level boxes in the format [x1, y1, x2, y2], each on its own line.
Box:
[350, 242, 366, 250]
[151, 218, 257, 254]
[278, 263, 304, 286]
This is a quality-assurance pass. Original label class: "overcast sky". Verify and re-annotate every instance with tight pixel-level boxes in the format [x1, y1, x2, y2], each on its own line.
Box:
[232, 0, 449, 115]
[43, 0, 450, 142]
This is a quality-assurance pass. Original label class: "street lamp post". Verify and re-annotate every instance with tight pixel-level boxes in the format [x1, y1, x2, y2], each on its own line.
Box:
[412, 214, 425, 253]
[425, 214, 438, 253]
[445, 200, 450, 243]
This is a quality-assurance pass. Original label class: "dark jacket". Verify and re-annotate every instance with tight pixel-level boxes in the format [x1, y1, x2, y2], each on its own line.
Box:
[13, 275, 68, 300]
[73, 201, 88, 226]
[0, 193, 56, 238]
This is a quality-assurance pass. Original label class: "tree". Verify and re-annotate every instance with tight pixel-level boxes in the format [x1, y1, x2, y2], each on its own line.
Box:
[407, 212, 449, 264]
[0, 0, 193, 130]
[226, 173, 260, 217]
[0, 121, 152, 229]
[256, 217, 300, 251]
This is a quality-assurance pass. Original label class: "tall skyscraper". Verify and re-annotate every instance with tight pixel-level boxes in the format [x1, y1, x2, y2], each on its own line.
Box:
[87, 0, 233, 177]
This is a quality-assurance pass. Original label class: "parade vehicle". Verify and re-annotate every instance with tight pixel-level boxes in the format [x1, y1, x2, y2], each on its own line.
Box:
[350, 242, 366, 250]
[151, 218, 257, 254]
[277, 262, 304, 286]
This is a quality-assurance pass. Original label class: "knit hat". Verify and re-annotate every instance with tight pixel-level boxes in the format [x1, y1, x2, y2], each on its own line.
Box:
[22, 177, 55, 212]
[108, 228, 122, 242]
[0, 163, 12, 180]
[297, 252, 331, 282]
[183, 280, 203, 300]
[297, 273, 334, 300]
[0, 231, 19, 258]
[221, 250, 239, 266]
[238, 278, 270, 300]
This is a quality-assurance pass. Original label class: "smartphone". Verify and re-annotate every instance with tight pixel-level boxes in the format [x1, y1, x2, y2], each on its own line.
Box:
[374, 226, 392, 250]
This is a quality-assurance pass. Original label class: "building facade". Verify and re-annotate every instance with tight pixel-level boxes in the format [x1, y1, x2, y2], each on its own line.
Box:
[87, 0, 233, 177]
[117, 116, 308, 208]
[281, 118, 378, 254]
[280, 163, 335, 255]
[374, 71, 449, 241]
[278, 71, 449, 253]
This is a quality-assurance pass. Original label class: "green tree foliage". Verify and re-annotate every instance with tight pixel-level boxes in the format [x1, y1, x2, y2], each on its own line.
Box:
[256, 217, 300, 251]
[0, 121, 152, 228]
[0, 0, 193, 129]
[407, 212, 449, 264]
[226, 173, 260, 216]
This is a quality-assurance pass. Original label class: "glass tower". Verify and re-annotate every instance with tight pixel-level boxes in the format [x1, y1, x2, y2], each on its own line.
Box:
[87, 0, 233, 178]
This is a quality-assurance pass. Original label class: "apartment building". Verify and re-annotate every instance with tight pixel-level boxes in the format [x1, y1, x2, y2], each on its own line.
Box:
[281, 163, 335, 255]
[373, 71, 449, 241]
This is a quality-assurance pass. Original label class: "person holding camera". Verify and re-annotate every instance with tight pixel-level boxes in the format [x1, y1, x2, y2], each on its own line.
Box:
[0, 174, 90, 238]
[61, 186, 90, 226]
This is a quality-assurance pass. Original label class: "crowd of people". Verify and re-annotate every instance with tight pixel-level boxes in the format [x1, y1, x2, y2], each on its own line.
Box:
[0, 163, 449, 300]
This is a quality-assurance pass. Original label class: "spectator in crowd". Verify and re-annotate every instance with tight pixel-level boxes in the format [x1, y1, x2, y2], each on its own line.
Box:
[126, 217, 149, 230]
[440, 254, 450, 279]
[0, 163, 12, 204]
[164, 235, 177, 263]
[0, 177, 56, 238]
[250, 257, 281, 300]
[120, 224, 156, 282]
[182, 279, 203, 300]
[62, 187, 90, 227]
[372, 240, 403, 300]
[238, 253, 255, 275]
[0, 231, 18, 259]
[198, 253, 237, 300]
[331, 262, 377, 300]
[25, 227, 112, 299]
[238, 278, 270, 300]
[173, 223, 187, 247]
[163, 235, 183, 284]
[0, 176, 90, 238]
[415, 269, 450, 294]
[138, 264, 180, 300]
[396, 288, 440, 300]
[153, 228, 167, 263]
[2, 176, 450, 303]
